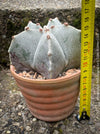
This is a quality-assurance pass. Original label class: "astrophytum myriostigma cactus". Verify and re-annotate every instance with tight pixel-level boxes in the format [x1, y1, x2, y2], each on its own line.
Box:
[8, 18, 81, 79]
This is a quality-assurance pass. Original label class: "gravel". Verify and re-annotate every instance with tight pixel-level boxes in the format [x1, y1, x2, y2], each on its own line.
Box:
[0, 66, 100, 134]
[16, 68, 79, 79]
[0, 0, 100, 10]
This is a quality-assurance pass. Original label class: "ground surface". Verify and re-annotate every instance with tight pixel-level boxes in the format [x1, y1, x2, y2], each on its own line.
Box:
[0, 67, 100, 134]
[0, 0, 100, 10]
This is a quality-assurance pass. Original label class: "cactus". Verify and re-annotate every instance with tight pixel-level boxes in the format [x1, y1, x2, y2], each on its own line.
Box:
[8, 18, 81, 79]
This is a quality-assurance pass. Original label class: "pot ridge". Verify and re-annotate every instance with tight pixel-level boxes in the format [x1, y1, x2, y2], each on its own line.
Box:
[10, 65, 80, 121]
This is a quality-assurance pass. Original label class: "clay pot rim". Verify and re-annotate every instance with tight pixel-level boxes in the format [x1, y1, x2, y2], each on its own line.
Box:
[10, 65, 81, 84]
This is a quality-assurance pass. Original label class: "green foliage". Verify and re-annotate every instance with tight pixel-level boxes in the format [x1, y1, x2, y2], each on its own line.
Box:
[7, 20, 16, 35]
[40, 17, 49, 27]
[59, 128, 63, 134]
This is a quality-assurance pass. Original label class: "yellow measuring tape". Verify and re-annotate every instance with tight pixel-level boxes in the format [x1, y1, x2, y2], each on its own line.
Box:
[78, 0, 95, 120]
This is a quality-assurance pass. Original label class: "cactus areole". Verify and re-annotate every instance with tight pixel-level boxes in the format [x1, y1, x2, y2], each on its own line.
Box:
[8, 18, 81, 79]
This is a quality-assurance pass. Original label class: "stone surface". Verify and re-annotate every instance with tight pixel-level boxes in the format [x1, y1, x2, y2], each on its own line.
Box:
[53, 130, 59, 134]
[0, 0, 100, 10]
[32, 118, 37, 122]
[26, 126, 31, 131]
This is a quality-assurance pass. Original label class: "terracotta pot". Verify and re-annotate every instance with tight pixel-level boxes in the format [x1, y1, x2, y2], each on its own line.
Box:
[10, 65, 80, 122]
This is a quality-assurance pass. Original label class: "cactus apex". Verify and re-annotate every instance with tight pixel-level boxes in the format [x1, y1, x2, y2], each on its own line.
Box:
[64, 22, 69, 26]
[39, 28, 43, 32]
[45, 28, 49, 32]
[49, 18, 52, 21]
[25, 27, 29, 30]
[36, 23, 40, 26]
[51, 26, 55, 29]
[12, 36, 15, 39]
[47, 35, 50, 39]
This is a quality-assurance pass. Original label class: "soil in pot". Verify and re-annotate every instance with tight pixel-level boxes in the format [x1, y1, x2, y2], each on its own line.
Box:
[16, 68, 80, 80]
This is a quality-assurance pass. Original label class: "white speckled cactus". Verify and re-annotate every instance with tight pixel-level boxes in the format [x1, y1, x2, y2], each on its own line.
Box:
[8, 18, 81, 79]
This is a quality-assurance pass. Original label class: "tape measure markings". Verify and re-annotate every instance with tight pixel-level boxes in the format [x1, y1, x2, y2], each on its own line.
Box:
[79, 0, 95, 120]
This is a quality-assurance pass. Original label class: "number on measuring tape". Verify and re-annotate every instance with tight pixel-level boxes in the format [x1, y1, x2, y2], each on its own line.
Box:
[77, 0, 95, 121]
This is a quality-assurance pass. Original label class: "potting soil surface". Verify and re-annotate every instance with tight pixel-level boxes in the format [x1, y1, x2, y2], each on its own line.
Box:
[16, 68, 79, 79]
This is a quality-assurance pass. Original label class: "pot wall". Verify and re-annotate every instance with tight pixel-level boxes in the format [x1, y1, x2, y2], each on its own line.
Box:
[10, 65, 80, 122]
